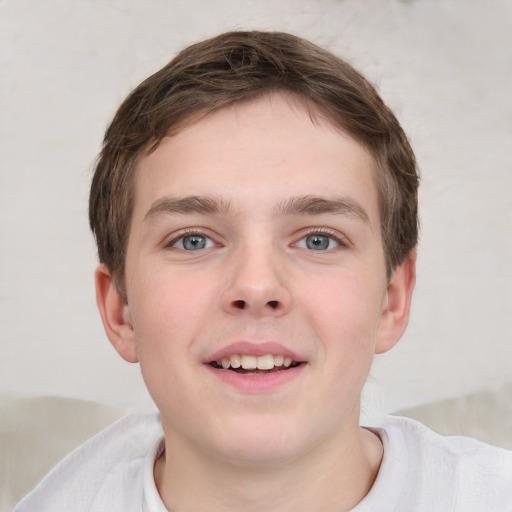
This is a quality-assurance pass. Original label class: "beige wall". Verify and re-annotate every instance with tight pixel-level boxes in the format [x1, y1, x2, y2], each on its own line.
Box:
[1, 0, 511, 413]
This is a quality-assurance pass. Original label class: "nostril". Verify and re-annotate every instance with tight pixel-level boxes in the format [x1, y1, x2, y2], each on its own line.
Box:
[232, 300, 246, 310]
[267, 300, 279, 309]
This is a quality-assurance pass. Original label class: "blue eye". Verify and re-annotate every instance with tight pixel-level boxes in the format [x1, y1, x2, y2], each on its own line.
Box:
[172, 234, 215, 250]
[306, 234, 331, 250]
[296, 233, 341, 251]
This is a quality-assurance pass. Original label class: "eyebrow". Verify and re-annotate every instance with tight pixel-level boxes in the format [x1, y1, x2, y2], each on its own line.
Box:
[274, 195, 370, 225]
[144, 195, 233, 221]
[144, 194, 370, 226]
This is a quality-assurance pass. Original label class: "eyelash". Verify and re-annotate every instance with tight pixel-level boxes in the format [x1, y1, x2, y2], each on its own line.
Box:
[165, 229, 215, 248]
[296, 227, 349, 249]
[164, 227, 349, 250]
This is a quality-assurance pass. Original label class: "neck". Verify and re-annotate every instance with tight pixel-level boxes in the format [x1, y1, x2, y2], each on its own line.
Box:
[154, 421, 383, 512]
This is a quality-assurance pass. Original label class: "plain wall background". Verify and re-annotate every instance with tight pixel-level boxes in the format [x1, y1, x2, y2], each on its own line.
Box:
[1, 0, 511, 413]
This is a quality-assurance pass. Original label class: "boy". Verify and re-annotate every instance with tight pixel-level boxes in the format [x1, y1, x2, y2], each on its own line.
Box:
[15, 31, 512, 511]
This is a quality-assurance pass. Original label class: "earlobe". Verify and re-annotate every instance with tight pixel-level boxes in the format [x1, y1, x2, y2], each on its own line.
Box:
[95, 264, 138, 363]
[375, 251, 416, 355]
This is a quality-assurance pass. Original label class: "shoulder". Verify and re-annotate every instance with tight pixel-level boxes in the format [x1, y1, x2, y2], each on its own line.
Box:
[369, 415, 512, 511]
[13, 409, 163, 512]
[385, 414, 512, 469]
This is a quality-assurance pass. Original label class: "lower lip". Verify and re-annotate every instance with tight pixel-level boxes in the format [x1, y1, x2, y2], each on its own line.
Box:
[205, 364, 305, 392]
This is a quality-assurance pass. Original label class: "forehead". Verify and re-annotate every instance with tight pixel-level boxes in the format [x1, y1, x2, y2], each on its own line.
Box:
[131, 93, 379, 223]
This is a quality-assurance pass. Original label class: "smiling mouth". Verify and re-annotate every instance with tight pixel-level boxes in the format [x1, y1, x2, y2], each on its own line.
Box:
[209, 354, 303, 374]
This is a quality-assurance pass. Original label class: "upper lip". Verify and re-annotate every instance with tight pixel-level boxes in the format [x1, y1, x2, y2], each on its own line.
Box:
[206, 341, 305, 363]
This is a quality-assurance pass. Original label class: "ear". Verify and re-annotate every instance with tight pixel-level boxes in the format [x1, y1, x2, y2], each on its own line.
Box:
[375, 251, 416, 355]
[95, 264, 138, 363]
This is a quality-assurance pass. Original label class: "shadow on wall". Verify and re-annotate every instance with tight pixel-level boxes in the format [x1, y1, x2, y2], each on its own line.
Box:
[397, 381, 512, 451]
[0, 395, 131, 512]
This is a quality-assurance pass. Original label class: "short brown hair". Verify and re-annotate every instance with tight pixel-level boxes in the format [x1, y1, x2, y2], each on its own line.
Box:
[89, 31, 419, 300]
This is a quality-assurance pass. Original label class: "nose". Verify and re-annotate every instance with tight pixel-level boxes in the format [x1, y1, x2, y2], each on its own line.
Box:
[221, 243, 292, 317]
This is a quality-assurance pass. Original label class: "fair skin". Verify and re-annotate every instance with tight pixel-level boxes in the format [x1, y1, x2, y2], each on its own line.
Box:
[96, 93, 415, 511]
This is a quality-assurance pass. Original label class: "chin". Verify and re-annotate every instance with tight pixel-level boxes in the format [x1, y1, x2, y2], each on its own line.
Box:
[206, 417, 309, 467]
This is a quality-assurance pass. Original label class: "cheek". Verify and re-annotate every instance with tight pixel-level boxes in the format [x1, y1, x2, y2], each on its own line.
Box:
[294, 273, 386, 423]
[302, 272, 385, 356]
[127, 266, 217, 353]
[126, 268, 217, 412]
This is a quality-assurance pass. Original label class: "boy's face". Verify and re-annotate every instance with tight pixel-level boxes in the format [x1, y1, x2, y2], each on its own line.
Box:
[97, 93, 414, 464]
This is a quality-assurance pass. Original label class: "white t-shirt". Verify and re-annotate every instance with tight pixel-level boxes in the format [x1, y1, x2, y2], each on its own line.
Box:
[14, 411, 512, 512]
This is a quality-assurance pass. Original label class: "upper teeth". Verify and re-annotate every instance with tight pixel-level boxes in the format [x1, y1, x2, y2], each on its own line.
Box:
[217, 354, 293, 370]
